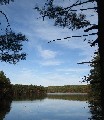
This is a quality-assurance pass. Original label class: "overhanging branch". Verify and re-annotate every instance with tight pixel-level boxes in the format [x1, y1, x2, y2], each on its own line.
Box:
[64, 0, 95, 11]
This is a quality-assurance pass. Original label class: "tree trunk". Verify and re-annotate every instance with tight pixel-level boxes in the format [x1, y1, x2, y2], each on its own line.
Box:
[97, 0, 104, 119]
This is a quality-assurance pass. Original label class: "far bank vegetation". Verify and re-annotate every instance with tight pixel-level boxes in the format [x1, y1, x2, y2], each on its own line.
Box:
[46, 85, 90, 93]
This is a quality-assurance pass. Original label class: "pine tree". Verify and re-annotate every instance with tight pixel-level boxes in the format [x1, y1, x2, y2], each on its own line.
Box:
[86, 54, 102, 120]
[0, 0, 28, 64]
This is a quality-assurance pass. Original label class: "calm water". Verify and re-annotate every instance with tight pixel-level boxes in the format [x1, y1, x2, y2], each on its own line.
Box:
[0, 94, 91, 120]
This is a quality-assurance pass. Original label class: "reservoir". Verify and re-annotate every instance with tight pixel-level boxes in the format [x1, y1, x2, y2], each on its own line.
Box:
[1, 94, 91, 120]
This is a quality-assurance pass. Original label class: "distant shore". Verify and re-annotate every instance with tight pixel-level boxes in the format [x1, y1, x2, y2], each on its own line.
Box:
[47, 93, 88, 95]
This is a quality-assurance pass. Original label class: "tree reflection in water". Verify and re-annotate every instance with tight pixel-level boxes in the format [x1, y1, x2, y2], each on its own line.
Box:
[1, 94, 102, 120]
[0, 94, 46, 120]
[0, 98, 12, 120]
[13, 93, 47, 101]
[88, 99, 102, 120]
[47, 93, 88, 101]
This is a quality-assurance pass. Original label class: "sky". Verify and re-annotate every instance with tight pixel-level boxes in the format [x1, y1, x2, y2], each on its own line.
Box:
[0, 0, 98, 86]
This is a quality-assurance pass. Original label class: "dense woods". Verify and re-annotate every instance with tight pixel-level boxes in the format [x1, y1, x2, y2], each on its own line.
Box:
[0, 71, 47, 99]
[0, 71, 13, 99]
[0, 70, 90, 100]
[46, 85, 90, 93]
[86, 53, 102, 120]
[12, 84, 47, 97]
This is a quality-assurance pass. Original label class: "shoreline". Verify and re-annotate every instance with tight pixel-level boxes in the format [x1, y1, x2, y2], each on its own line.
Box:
[47, 93, 88, 95]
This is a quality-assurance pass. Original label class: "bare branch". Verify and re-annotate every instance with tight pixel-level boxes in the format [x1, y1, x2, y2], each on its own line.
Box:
[91, 38, 98, 47]
[70, 7, 97, 11]
[0, 10, 11, 32]
[64, 0, 95, 11]
[48, 32, 97, 43]
[84, 25, 98, 32]
[77, 61, 98, 64]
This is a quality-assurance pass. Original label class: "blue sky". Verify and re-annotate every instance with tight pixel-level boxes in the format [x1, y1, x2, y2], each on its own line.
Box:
[0, 0, 98, 86]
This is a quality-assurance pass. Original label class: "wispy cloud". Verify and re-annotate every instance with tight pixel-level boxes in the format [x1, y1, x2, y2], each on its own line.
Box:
[40, 60, 63, 66]
[37, 46, 57, 59]
[56, 67, 90, 72]
[36, 45, 63, 66]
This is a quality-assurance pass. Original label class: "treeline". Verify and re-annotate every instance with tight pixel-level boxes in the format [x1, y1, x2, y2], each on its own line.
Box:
[0, 71, 13, 99]
[12, 84, 47, 97]
[46, 85, 90, 93]
[0, 71, 46, 99]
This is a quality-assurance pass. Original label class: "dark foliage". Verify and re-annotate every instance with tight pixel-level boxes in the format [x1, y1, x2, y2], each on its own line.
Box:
[35, 0, 90, 30]
[47, 85, 90, 93]
[0, 71, 47, 99]
[0, 0, 14, 5]
[35, 0, 98, 47]
[0, 99, 12, 120]
[0, 71, 13, 98]
[12, 84, 47, 97]
[35, 1, 104, 119]
[0, 0, 28, 64]
[0, 31, 28, 64]
[84, 54, 102, 120]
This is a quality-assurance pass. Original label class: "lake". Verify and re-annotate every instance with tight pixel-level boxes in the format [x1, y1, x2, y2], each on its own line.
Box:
[0, 94, 91, 120]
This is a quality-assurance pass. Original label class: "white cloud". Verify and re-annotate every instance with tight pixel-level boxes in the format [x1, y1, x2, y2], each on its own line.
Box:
[56, 67, 90, 72]
[36, 46, 63, 66]
[40, 60, 63, 66]
[37, 46, 57, 59]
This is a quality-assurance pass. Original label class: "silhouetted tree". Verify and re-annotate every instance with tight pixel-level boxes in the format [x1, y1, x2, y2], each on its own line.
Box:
[0, 0, 28, 64]
[0, 71, 13, 98]
[35, 0, 104, 118]
[85, 53, 102, 120]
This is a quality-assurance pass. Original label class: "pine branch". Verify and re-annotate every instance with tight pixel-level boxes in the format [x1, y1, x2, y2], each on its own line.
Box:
[77, 61, 98, 64]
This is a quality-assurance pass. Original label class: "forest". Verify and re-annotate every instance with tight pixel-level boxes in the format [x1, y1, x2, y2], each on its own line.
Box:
[0, 71, 47, 99]
[46, 85, 90, 93]
[0, 70, 89, 99]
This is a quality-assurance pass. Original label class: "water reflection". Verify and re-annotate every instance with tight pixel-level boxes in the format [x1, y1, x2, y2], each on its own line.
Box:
[5, 94, 90, 120]
[0, 94, 100, 120]
[13, 94, 47, 101]
[0, 99, 12, 120]
[88, 99, 102, 120]
[0, 94, 46, 120]
[47, 93, 88, 101]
